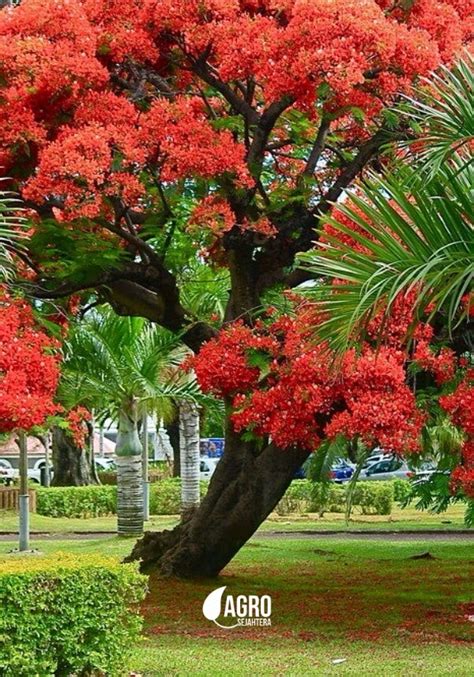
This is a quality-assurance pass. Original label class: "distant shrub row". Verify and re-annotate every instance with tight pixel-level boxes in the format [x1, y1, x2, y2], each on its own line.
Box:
[275, 480, 410, 516]
[36, 478, 207, 518]
[33, 478, 410, 518]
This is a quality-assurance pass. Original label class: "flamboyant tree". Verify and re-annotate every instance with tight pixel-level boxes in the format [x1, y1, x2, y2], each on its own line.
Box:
[0, 288, 61, 550]
[298, 55, 474, 516]
[0, 0, 472, 576]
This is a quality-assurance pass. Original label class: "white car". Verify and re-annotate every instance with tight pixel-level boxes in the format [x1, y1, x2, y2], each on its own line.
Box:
[200, 457, 219, 480]
[0, 460, 15, 486]
[361, 452, 392, 471]
[95, 457, 116, 472]
[359, 457, 413, 481]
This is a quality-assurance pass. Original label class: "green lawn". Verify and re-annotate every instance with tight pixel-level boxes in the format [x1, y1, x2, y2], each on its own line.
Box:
[1, 535, 473, 675]
[0, 503, 470, 534]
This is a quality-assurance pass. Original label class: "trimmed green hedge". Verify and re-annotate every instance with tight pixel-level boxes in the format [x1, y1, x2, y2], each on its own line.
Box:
[393, 478, 412, 503]
[98, 467, 171, 485]
[37, 485, 116, 518]
[36, 478, 409, 518]
[0, 554, 147, 676]
[277, 480, 396, 516]
[37, 479, 208, 518]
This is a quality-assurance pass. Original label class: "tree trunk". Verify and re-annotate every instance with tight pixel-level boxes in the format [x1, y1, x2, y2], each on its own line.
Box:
[179, 401, 200, 515]
[127, 258, 309, 578]
[127, 426, 309, 577]
[51, 427, 97, 486]
[166, 417, 180, 477]
[87, 418, 101, 484]
[116, 401, 144, 537]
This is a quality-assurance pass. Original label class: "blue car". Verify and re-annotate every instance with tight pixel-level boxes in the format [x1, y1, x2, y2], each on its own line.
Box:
[330, 460, 354, 482]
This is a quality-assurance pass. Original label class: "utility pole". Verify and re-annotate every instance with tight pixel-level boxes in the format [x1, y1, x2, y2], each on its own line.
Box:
[142, 408, 150, 521]
[18, 430, 29, 552]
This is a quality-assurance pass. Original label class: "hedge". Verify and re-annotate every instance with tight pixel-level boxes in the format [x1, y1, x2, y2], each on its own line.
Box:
[393, 478, 412, 503]
[276, 480, 396, 516]
[98, 467, 171, 485]
[150, 477, 207, 514]
[37, 485, 116, 518]
[0, 554, 147, 676]
[37, 479, 208, 518]
[36, 478, 408, 518]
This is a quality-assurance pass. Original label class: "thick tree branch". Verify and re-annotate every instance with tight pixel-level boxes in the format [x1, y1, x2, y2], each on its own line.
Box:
[104, 279, 216, 352]
[302, 117, 331, 177]
[190, 59, 259, 126]
[315, 128, 392, 215]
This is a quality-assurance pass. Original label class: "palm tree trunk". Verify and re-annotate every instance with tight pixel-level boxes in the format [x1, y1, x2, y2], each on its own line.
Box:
[116, 401, 144, 537]
[179, 401, 200, 516]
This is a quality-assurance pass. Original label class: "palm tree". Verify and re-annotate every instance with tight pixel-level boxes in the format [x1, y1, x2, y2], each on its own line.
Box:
[179, 400, 201, 515]
[0, 187, 27, 281]
[61, 308, 201, 536]
[298, 54, 474, 352]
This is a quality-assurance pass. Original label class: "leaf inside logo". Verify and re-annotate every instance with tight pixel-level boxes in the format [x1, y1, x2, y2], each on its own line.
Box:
[202, 585, 227, 621]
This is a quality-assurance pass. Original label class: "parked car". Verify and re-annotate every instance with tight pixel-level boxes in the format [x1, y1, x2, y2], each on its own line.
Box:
[361, 452, 393, 471]
[200, 456, 219, 480]
[413, 467, 450, 485]
[330, 460, 355, 483]
[0, 460, 14, 486]
[359, 457, 413, 481]
[293, 465, 306, 480]
[95, 457, 116, 472]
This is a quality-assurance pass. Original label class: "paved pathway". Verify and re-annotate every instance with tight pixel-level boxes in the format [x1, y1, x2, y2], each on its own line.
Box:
[0, 530, 473, 541]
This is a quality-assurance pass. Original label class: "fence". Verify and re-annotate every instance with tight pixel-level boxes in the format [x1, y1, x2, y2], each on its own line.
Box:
[0, 487, 37, 512]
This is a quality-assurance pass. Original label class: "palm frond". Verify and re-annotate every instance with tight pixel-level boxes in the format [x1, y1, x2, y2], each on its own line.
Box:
[401, 52, 474, 178]
[180, 260, 230, 322]
[298, 164, 474, 352]
[0, 186, 27, 281]
[60, 307, 210, 422]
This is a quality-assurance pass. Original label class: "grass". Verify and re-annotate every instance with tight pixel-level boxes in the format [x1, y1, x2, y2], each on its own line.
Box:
[1, 535, 473, 675]
[0, 503, 470, 534]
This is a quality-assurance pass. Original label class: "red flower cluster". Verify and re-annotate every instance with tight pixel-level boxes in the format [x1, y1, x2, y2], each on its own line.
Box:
[440, 372, 474, 498]
[66, 406, 92, 448]
[193, 321, 279, 396]
[193, 314, 423, 452]
[0, 0, 470, 244]
[413, 340, 457, 385]
[440, 373, 474, 437]
[0, 290, 61, 432]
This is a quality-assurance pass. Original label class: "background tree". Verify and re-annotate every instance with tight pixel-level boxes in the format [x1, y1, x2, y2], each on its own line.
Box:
[50, 408, 98, 487]
[0, 289, 60, 550]
[61, 307, 201, 535]
[0, 0, 471, 575]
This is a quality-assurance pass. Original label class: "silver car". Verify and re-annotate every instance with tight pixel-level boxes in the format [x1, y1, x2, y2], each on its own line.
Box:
[359, 457, 413, 481]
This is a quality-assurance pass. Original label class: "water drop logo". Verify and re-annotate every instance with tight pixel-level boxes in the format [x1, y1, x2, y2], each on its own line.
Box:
[202, 586, 272, 629]
[202, 586, 240, 629]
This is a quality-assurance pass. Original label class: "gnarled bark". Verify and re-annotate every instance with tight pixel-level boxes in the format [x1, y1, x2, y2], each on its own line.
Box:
[127, 427, 309, 577]
[51, 427, 97, 486]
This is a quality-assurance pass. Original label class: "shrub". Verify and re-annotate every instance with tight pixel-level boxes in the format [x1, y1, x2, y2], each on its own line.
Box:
[275, 480, 312, 515]
[37, 480, 209, 517]
[98, 466, 172, 485]
[0, 554, 147, 676]
[393, 479, 411, 504]
[350, 481, 394, 515]
[276, 480, 394, 516]
[149, 478, 208, 515]
[37, 485, 116, 518]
